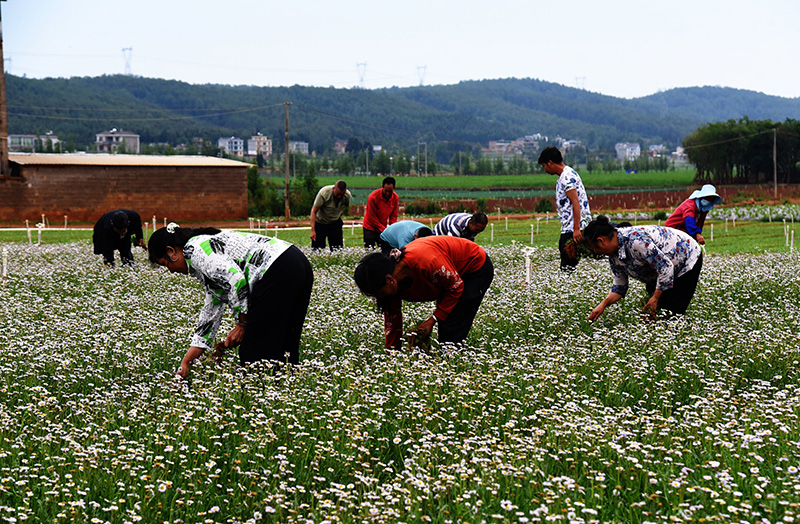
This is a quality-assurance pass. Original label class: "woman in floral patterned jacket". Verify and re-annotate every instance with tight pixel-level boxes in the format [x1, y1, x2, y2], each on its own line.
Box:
[584, 215, 703, 320]
[149, 224, 313, 378]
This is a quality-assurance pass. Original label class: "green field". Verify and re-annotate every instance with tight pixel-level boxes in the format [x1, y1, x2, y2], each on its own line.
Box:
[3, 216, 794, 255]
[0, 223, 798, 523]
[285, 168, 698, 190]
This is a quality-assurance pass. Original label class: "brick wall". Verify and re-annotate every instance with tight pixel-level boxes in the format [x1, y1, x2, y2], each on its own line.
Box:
[0, 164, 247, 223]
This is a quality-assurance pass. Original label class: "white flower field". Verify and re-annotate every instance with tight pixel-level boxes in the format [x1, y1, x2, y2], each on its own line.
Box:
[0, 236, 798, 523]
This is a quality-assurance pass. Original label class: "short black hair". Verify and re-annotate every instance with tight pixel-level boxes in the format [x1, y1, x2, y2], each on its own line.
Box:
[416, 226, 433, 238]
[583, 215, 617, 247]
[335, 180, 347, 191]
[382, 176, 396, 187]
[471, 212, 488, 226]
[537, 146, 563, 165]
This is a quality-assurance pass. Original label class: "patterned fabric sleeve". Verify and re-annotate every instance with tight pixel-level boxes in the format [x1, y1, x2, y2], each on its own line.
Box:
[609, 260, 629, 296]
[190, 291, 226, 350]
[185, 239, 251, 348]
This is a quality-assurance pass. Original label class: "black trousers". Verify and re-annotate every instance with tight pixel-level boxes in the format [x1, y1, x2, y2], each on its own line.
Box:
[238, 246, 314, 366]
[558, 232, 579, 270]
[645, 255, 703, 315]
[102, 237, 134, 266]
[312, 219, 344, 250]
[363, 227, 381, 248]
[438, 255, 494, 345]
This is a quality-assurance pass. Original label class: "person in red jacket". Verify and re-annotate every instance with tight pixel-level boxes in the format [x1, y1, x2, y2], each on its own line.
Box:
[354, 235, 494, 350]
[362, 176, 399, 248]
[665, 184, 722, 245]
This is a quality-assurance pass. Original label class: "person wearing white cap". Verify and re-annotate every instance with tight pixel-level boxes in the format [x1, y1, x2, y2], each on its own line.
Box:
[665, 184, 722, 245]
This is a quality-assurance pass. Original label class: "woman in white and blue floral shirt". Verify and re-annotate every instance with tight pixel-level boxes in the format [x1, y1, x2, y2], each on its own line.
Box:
[149, 224, 313, 378]
[584, 215, 703, 320]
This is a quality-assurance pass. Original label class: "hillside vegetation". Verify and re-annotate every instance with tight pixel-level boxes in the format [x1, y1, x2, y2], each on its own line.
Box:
[8, 75, 800, 161]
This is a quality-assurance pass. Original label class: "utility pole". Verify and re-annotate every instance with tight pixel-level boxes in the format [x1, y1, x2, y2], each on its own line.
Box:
[365, 147, 369, 175]
[773, 127, 778, 200]
[0, 0, 9, 177]
[284, 102, 292, 220]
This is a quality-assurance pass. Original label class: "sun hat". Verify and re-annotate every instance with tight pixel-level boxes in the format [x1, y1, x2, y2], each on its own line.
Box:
[689, 184, 722, 206]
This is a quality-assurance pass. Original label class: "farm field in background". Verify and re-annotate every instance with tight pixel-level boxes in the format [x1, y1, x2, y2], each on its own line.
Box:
[306, 169, 698, 189]
[0, 222, 799, 522]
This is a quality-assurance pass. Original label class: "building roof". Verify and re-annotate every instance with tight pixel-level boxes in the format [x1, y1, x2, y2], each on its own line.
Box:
[9, 153, 251, 168]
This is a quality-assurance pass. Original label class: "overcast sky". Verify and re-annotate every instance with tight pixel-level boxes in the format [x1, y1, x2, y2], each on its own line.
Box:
[4, 0, 799, 100]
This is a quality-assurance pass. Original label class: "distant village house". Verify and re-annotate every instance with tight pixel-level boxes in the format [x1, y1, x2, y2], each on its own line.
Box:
[96, 129, 141, 154]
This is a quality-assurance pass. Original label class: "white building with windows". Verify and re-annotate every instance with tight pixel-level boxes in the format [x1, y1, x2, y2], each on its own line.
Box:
[289, 141, 309, 155]
[218, 136, 245, 157]
[247, 134, 273, 157]
[96, 129, 140, 154]
[615, 142, 641, 161]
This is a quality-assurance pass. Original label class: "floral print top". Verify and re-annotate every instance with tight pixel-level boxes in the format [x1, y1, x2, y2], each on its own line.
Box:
[183, 231, 292, 350]
[555, 166, 592, 234]
[609, 226, 701, 296]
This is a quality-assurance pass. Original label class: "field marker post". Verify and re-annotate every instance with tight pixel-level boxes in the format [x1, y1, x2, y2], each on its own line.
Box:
[152, 216, 156, 232]
[505, 217, 508, 230]
[536, 217, 541, 235]
[634, 216, 637, 225]
[37, 224, 43, 245]
[25, 220, 31, 245]
[710, 223, 713, 242]
[733, 216, 736, 228]
[792, 231, 795, 253]
[725, 218, 728, 232]
[249, 217, 253, 231]
[530, 224, 534, 245]
[2, 247, 7, 284]
[41, 214, 46, 228]
[525, 249, 532, 285]
[429, 218, 433, 229]
[163, 217, 167, 228]
[351, 222, 355, 236]
[64, 215, 67, 229]
[490, 223, 494, 242]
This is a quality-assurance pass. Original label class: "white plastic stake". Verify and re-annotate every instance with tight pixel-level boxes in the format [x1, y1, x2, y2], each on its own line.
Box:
[490, 223, 494, 242]
[792, 231, 795, 253]
[2, 247, 7, 283]
[725, 218, 728, 232]
[26, 220, 31, 245]
[525, 252, 531, 285]
[144, 223, 149, 241]
[536, 217, 541, 234]
[249, 218, 253, 231]
[64, 215, 68, 229]
[710, 223, 714, 242]
[152, 216, 157, 231]
[37, 225, 42, 245]
[530, 224, 534, 245]
[351, 222, 355, 235]
[163, 217, 167, 227]
[733, 216, 736, 228]
[505, 217, 508, 230]
[634, 216, 637, 225]
[41, 214, 45, 228]
[429, 218, 433, 229]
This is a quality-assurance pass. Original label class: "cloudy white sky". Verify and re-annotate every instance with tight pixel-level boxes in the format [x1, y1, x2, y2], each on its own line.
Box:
[4, 0, 799, 99]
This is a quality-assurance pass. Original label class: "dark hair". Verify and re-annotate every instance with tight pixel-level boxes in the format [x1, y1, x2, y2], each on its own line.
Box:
[537, 146, 563, 165]
[583, 215, 617, 247]
[616, 221, 633, 228]
[148, 226, 222, 264]
[382, 176, 396, 187]
[111, 211, 129, 229]
[416, 226, 433, 238]
[335, 180, 347, 191]
[471, 212, 488, 226]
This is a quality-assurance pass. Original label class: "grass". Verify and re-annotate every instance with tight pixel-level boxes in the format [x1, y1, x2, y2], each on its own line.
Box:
[307, 168, 698, 189]
[3, 214, 796, 255]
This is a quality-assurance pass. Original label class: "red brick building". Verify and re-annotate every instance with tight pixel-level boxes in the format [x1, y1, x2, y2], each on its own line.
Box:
[0, 154, 249, 223]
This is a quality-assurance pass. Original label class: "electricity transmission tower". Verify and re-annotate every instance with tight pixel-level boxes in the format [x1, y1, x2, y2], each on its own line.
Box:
[417, 65, 427, 86]
[356, 62, 367, 88]
[122, 47, 133, 76]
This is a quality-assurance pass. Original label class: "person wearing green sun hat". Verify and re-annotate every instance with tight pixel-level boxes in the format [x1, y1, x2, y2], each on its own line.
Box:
[665, 184, 722, 245]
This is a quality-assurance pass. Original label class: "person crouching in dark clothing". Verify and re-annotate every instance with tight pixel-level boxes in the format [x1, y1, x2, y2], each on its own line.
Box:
[93, 209, 146, 266]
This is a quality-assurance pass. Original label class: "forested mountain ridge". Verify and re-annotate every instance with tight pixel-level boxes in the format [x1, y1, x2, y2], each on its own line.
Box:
[7, 74, 800, 157]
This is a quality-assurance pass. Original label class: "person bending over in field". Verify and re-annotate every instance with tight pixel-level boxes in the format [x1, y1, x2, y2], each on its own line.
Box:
[149, 224, 313, 378]
[354, 235, 494, 350]
[664, 184, 722, 245]
[584, 215, 703, 320]
[433, 212, 488, 241]
[378, 220, 433, 254]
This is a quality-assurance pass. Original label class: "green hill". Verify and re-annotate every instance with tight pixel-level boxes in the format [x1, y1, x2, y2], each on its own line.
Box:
[7, 75, 800, 162]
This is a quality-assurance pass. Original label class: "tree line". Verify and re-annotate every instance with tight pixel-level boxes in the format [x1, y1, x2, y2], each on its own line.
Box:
[684, 118, 800, 184]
